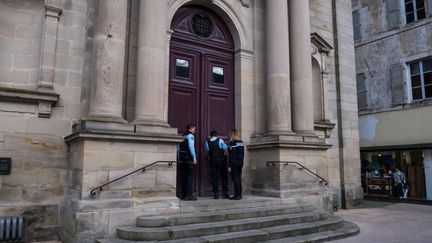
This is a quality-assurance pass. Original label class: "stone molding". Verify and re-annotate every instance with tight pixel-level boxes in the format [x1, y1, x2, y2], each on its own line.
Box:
[0, 86, 59, 117]
[311, 33, 333, 122]
[64, 120, 182, 144]
[239, 0, 250, 8]
[248, 134, 332, 150]
[311, 32, 333, 73]
[314, 121, 336, 138]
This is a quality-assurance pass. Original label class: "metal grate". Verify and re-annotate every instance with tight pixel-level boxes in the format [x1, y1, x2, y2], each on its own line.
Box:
[0, 216, 26, 242]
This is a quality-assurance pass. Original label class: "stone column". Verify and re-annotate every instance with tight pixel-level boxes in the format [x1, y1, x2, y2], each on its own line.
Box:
[289, 0, 315, 134]
[88, 0, 127, 122]
[134, 0, 169, 127]
[266, 0, 292, 134]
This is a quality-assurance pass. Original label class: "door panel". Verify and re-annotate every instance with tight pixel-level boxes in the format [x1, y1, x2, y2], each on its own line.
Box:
[169, 88, 197, 134]
[168, 49, 200, 132]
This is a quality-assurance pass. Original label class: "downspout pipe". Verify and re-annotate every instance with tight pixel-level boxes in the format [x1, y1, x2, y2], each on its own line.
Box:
[332, 0, 347, 209]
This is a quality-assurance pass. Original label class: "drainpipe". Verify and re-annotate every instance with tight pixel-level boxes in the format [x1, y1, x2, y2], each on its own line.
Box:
[332, 0, 347, 209]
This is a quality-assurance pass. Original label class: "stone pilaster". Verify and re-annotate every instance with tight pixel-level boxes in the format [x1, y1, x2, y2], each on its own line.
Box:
[37, 1, 62, 117]
[87, 0, 127, 122]
[39, 1, 62, 90]
[289, 0, 315, 134]
[266, 0, 292, 134]
[133, 0, 169, 127]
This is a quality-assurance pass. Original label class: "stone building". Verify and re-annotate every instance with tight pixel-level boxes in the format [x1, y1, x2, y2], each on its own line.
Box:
[0, 0, 362, 241]
[354, 0, 432, 200]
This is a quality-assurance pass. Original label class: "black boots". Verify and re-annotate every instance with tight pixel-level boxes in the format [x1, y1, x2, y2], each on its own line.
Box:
[183, 195, 197, 201]
[230, 195, 242, 200]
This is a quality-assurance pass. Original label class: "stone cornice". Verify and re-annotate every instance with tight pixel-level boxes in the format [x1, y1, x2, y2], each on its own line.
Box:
[64, 120, 183, 144]
[311, 33, 333, 54]
[0, 86, 59, 102]
[248, 134, 332, 150]
[0, 86, 59, 117]
[64, 130, 183, 144]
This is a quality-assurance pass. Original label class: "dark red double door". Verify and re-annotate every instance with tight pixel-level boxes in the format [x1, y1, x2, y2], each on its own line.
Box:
[168, 6, 235, 196]
[168, 5, 234, 196]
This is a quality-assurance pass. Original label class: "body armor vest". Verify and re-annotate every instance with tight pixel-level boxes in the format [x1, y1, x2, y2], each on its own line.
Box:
[208, 138, 225, 161]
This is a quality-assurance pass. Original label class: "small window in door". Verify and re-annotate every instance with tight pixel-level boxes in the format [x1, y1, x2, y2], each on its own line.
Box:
[212, 66, 224, 84]
[176, 59, 189, 78]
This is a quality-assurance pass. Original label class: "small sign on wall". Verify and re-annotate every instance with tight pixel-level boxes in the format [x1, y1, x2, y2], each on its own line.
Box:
[0, 158, 11, 175]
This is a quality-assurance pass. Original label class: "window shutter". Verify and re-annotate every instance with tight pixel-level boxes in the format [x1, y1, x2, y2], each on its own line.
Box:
[353, 11, 361, 42]
[427, 0, 432, 17]
[387, 0, 400, 30]
[390, 64, 406, 105]
[356, 73, 367, 109]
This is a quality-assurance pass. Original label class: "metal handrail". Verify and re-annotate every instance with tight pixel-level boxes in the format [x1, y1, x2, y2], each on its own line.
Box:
[89, 160, 179, 198]
[266, 161, 328, 185]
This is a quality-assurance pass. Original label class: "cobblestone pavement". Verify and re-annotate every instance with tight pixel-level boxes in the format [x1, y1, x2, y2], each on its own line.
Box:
[332, 200, 432, 243]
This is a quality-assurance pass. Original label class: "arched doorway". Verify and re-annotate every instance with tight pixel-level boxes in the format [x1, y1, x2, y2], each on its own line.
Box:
[168, 5, 235, 197]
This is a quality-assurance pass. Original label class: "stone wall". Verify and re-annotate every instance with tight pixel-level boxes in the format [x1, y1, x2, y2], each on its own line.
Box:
[0, 0, 94, 241]
[0, 0, 44, 89]
[61, 137, 180, 242]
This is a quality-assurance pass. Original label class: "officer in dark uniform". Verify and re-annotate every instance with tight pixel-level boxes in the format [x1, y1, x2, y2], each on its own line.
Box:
[205, 130, 229, 199]
[178, 124, 197, 201]
[228, 128, 245, 200]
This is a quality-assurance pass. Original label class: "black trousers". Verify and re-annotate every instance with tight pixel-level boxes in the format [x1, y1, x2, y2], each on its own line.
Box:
[180, 162, 195, 198]
[230, 164, 243, 197]
[210, 160, 228, 194]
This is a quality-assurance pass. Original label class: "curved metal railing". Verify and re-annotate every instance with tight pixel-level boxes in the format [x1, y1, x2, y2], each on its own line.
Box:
[89, 160, 179, 198]
[266, 161, 328, 185]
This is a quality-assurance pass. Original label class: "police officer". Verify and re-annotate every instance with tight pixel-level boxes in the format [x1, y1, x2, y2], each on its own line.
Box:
[205, 130, 229, 199]
[178, 123, 197, 201]
[228, 129, 244, 200]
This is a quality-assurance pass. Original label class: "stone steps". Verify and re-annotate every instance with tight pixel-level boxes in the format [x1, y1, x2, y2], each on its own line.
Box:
[178, 196, 285, 213]
[137, 204, 316, 227]
[263, 221, 360, 243]
[97, 197, 359, 243]
[97, 216, 358, 243]
[118, 211, 325, 241]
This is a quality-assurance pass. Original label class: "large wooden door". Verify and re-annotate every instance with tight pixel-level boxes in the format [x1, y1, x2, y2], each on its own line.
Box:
[168, 6, 235, 196]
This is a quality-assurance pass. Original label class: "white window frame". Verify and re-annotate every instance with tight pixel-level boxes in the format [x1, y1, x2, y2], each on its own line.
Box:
[403, 0, 426, 23]
[407, 58, 432, 101]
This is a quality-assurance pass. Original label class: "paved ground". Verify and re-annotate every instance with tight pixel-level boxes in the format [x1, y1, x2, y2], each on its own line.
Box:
[332, 200, 432, 243]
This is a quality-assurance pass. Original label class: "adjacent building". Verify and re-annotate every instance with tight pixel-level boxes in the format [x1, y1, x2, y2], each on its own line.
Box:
[0, 0, 362, 241]
[354, 0, 432, 200]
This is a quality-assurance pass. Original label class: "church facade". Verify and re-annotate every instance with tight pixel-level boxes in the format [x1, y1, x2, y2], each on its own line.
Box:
[0, 0, 362, 241]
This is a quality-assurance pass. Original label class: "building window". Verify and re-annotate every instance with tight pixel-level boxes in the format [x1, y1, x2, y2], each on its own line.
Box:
[212, 66, 224, 84]
[176, 59, 189, 78]
[405, 0, 426, 23]
[353, 10, 361, 42]
[191, 13, 214, 38]
[409, 58, 432, 100]
[356, 73, 367, 109]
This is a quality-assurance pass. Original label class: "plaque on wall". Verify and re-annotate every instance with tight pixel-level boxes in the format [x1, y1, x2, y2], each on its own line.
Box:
[0, 158, 11, 175]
